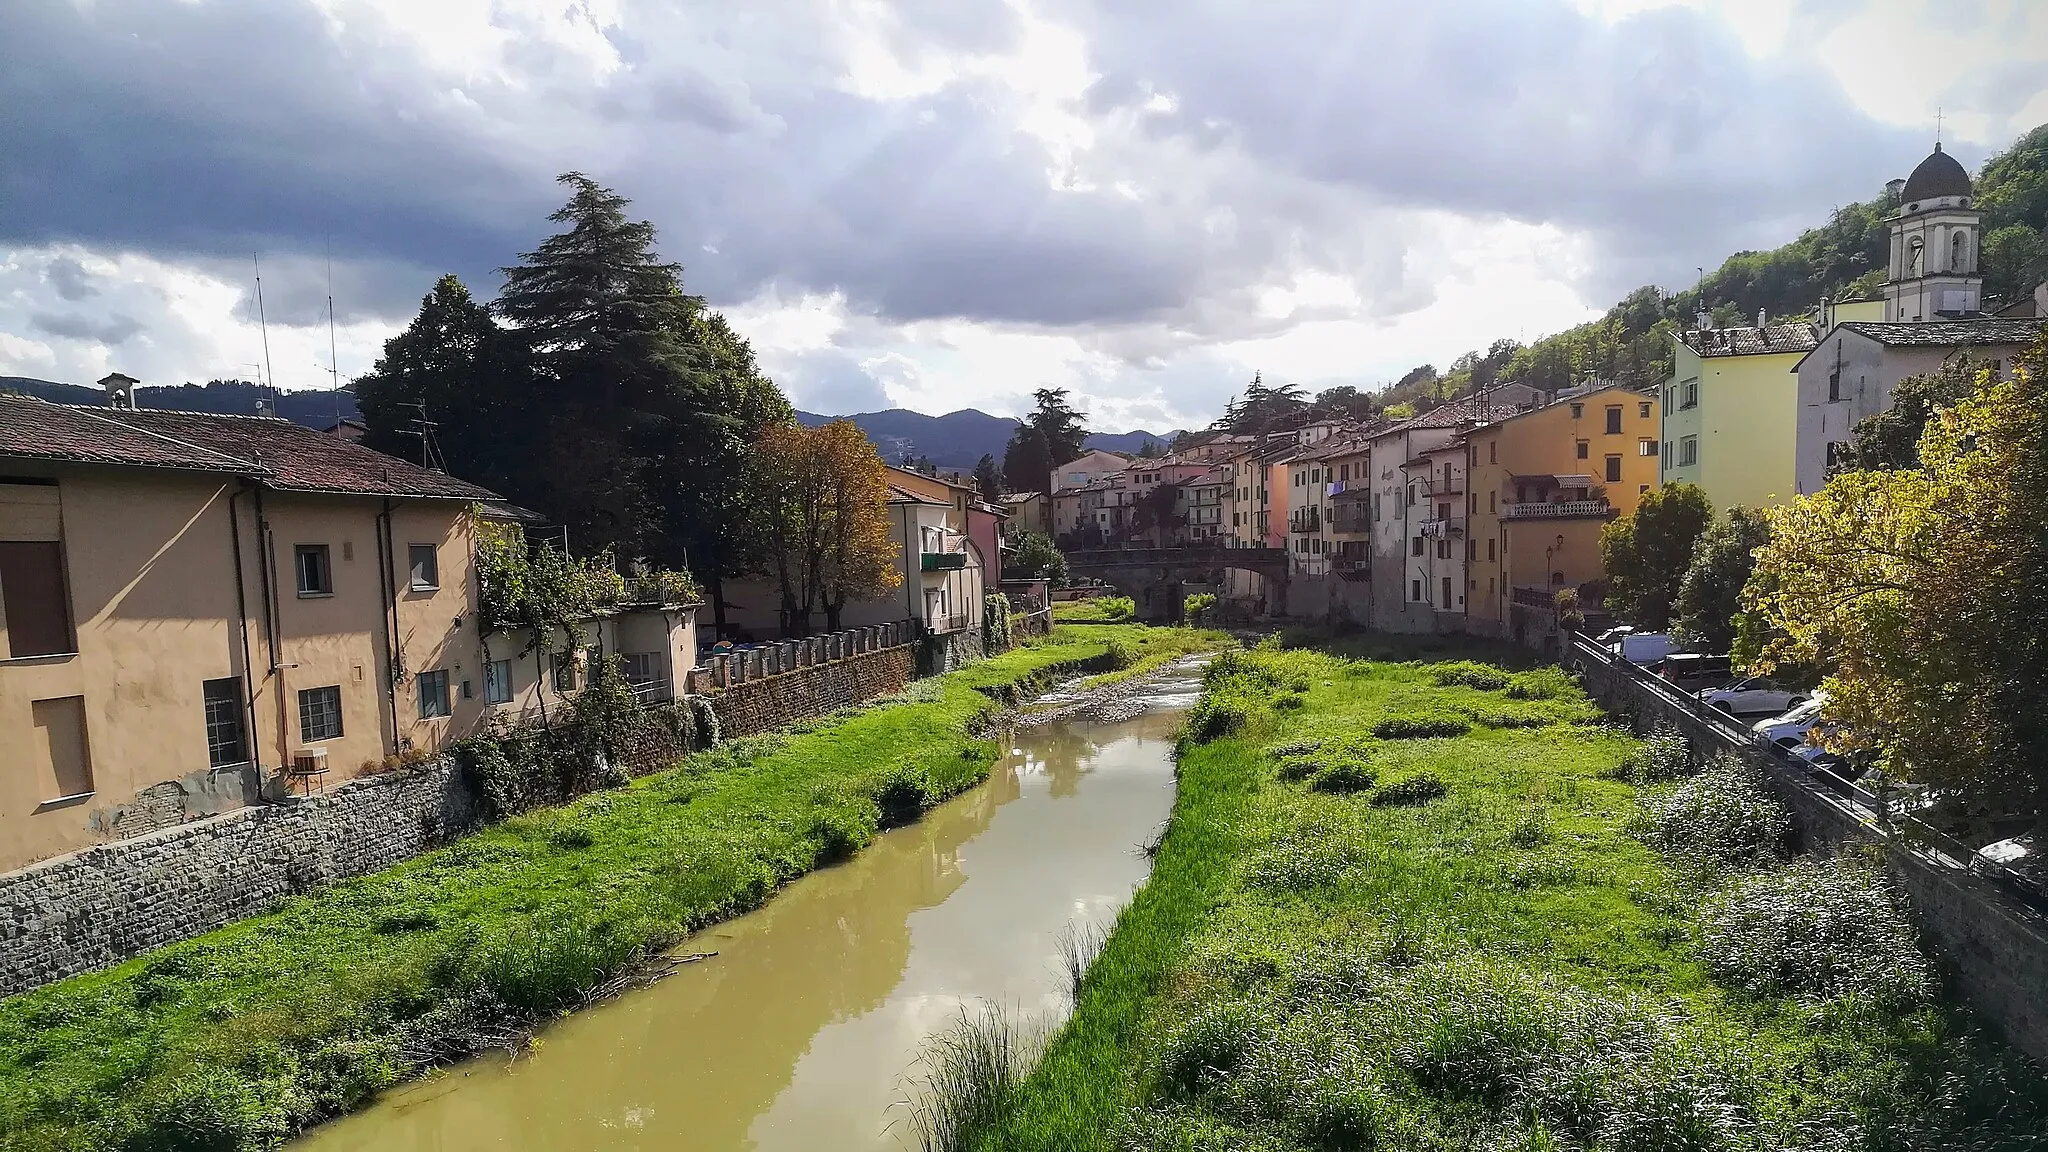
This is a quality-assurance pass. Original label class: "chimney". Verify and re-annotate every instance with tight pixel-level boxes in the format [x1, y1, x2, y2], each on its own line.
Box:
[1695, 310, 1711, 330]
[1757, 308, 1767, 331]
[1885, 177, 1906, 202]
[99, 372, 138, 410]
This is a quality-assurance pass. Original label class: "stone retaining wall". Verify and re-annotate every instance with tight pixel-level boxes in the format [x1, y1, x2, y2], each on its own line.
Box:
[1570, 637, 2048, 1066]
[705, 645, 915, 739]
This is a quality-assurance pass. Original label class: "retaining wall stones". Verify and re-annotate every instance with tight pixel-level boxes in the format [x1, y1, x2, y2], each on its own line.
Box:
[705, 645, 915, 739]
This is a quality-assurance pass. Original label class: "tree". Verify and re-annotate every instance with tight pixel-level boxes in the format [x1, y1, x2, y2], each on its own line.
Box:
[1224, 372, 1309, 435]
[813, 422, 901, 630]
[1308, 385, 1375, 424]
[1743, 331, 2048, 823]
[1842, 357, 1982, 473]
[1132, 484, 1181, 543]
[353, 275, 542, 504]
[749, 423, 829, 636]
[494, 172, 712, 556]
[1002, 426, 1052, 495]
[1004, 531, 1068, 585]
[1136, 437, 1165, 458]
[1599, 483, 1713, 630]
[973, 454, 1003, 503]
[1003, 388, 1089, 494]
[1669, 507, 1771, 651]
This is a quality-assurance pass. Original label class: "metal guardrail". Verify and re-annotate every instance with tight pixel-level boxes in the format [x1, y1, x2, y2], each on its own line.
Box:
[1568, 634, 2043, 908]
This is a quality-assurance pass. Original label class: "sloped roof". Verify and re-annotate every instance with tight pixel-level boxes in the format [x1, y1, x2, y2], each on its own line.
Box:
[0, 395, 501, 500]
[1678, 322, 1820, 358]
[886, 484, 952, 506]
[1837, 318, 2043, 347]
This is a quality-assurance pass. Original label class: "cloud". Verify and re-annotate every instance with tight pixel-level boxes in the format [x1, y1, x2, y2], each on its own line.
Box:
[0, 0, 2036, 426]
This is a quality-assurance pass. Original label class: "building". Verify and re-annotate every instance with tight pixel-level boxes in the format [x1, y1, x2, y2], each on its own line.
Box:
[1660, 321, 1822, 511]
[1465, 384, 1661, 643]
[999, 491, 1049, 537]
[1051, 449, 1132, 489]
[1174, 466, 1231, 543]
[1882, 143, 1983, 322]
[0, 388, 584, 870]
[1792, 317, 2042, 494]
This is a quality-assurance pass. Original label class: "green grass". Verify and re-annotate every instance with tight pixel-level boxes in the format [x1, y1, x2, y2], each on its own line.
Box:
[1052, 596, 1135, 624]
[976, 644, 2048, 1152]
[0, 624, 1216, 1152]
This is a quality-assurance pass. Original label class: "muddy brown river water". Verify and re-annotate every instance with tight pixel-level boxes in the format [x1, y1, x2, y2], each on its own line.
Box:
[293, 673, 1194, 1152]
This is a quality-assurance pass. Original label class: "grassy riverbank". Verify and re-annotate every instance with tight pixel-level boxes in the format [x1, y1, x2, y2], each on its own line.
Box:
[974, 639, 2048, 1152]
[0, 624, 1217, 1152]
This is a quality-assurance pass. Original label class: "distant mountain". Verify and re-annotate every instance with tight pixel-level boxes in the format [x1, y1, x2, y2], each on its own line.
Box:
[0, 377, 360, 430]
[796, 407, 1181, 470]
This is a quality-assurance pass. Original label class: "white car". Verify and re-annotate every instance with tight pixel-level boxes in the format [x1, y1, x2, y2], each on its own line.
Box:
[1972, 834, 2044, 899]
[1700, 677, 1809, 716]
[1594, 625, 1635, 646]
[1614, 632, 1676, 666]
[1751, 694, 1829, 747]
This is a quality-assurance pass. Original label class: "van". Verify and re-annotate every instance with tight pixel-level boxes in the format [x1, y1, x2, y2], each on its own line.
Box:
[1655, 653, 1732, 692]
[1615, 633, 1675, 665]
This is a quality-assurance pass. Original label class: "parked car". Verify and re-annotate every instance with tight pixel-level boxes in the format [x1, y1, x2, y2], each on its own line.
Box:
[1700, 676, 1809, 716]
[1654, 653, 1733, 693]
[1751, 694, 1829, 747]
[1971, 834, 2045, 899]
[1614, 632, 1676, 665]
[1594, 625, 1635, 646]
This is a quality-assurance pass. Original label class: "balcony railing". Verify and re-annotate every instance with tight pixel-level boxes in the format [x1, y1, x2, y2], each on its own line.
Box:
[1419, 517, 1465, 538]
[1501, 500, 1615, 520]
[921, 551, 969, 571]
[1511, 585, 1559, 609]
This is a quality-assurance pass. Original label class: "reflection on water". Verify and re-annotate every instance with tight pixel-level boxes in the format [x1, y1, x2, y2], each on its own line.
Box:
[295, 705, 1184, 1152]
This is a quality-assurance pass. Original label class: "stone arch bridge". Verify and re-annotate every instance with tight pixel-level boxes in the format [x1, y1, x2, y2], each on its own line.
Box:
[1065, 546, 1291, 620]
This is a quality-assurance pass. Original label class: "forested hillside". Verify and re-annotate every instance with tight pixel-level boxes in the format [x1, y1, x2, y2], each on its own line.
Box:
[1378, 124, 2048, 412]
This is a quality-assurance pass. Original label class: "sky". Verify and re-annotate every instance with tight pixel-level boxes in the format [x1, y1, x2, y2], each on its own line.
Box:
[2, 1, 2045, 433]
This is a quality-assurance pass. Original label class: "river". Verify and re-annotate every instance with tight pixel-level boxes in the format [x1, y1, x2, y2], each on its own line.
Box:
[294, 668, 1196, 1152]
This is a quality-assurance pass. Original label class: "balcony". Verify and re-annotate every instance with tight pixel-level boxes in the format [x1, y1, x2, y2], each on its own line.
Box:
[1501, 500, 1615, 521]
[1419, 517, 1465, 539]
[921, 551, 969, 571]
[1511, 585, 1558, 609]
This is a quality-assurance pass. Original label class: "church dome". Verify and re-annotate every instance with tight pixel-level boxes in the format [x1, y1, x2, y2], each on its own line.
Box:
[1899, 142, 1971, 204]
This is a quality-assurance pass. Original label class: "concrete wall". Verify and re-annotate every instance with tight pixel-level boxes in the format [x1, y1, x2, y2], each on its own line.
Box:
[1571, 639, 2048, 1066]
[706, 644, 915, 739]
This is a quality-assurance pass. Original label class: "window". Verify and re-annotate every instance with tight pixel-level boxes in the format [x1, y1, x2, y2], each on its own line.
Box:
[0, 540, 75, 657]
[1825, 441, 1852, 471]
[298, 686, 343, 742]
[1679, 436, 1698, 467]
[1682, 380, 1698, 409]
[1828, 369, 1842, 402]
[417, 670, 451, 719]
[1604, 455, 1623, 483]
[1488, 490, 1496, 514]
[1437, 539, 1450, 560]
[1411, 579, 1422, 602]
[203, 677, 246, 766]
[485, 659, 513, 704]
[1605, 406, 1622, 434]
[1663, 441, 1672, 461]
[1488, 440, 1497, 464]
[408, 544, 439, 590]
[1569, 403, 1583, 419]
[30, 695, 93, 801]
[1575, 440, 1589, 460]
[1951, 231, 1967, 272]
[1466, 539, 1475, 560]
[1487, 539, 1496, 561]
[295, 544, 332, 596]
[585, 644, 604, 682]
[552, 652, 577, 692]
[1640, 439, 1658, 456]
[1411, 536, 1424, 556]
[1442, 576, 1453, 607]
[1638, 402, 1652, 419]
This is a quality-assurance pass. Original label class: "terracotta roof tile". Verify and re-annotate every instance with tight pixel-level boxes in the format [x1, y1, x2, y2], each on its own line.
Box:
[1679, 323, 1820, 357]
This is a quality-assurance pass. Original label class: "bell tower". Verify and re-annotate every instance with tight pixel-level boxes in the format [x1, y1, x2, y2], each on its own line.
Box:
[1885, 143, 1982, 321]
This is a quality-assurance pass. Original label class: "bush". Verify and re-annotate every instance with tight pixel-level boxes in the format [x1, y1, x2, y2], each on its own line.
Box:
[1373, 773, 1447, 807]
[1431, 661, 1511, 691]
[1619, 724, 1694, 784]
[1700, 860, 1932, 1007]
[1310, 761, 1377, 794]
[1155, 1000, 1268, 1101]
[1183, 592, 1217, 626]
[1098, 596, 1136, 622]
[1103, 636, 1138, 670]
[1372, 714, 1471, 740]
[122, 1067, 290, 1152]
[1184, 697, 1248, 743]
[1505, 667, 1576, 700]
[1633, 756, 1789, 866]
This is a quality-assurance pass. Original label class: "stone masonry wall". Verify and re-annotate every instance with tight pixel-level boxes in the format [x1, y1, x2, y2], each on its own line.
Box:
[2, 634, 938, 997]
[1570, 638, 2048, 1066]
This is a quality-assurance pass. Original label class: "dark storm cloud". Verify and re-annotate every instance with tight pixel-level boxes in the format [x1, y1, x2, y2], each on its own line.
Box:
[44, 257, 99, 302]
[31, 311, 144, 345]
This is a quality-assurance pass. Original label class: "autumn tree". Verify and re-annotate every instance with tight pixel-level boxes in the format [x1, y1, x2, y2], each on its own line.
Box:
[1599, 483, 1712, 630]
[1669, 506, 1771, 651]
[814, 422, 901, 630]
[749, 423, 829, 635]
[1743, 333, 2048, 822]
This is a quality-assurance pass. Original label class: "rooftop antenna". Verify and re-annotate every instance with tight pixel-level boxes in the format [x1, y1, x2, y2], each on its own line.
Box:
[253, 253, 277, 401]
[325, 235, 343, 425]
[399, 401, 446, 471]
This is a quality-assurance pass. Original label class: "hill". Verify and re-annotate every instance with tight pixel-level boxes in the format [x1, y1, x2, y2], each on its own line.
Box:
[0, 376, 361, 429]
[795, 407, 1178, 469]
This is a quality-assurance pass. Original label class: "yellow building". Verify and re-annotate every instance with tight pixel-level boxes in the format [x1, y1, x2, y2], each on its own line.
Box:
[1467, 385, 1660, 642]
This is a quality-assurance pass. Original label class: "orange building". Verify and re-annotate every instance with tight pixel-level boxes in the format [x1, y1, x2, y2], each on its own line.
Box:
[1464, 384, 1661, 643]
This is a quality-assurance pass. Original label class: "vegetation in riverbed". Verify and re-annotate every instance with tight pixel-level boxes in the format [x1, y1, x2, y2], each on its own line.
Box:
[1054, 596, 1136, 623]
[969, 642, 2048, 1152]
[0, 624, 1210, 1152]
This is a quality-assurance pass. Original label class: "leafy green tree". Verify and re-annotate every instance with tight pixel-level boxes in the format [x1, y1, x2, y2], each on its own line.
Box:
[1224, 372, 1309, 434]
[1004, 530, 1068, 584]
[1841, 358, 1985, 472]
[1599, 483, 1712, 630]
[1982, 224, 2048, 309]
[1669, 507, 1771, 651]
[1745, 330, 2048, 822]
[1308, 385, 1375, 423]
[353, 275, 542, 504]
[494, 172, 713, 555]
[972, 454, 1003, 502]
[1136, 437, 1165, 458]
[1003, 388, 1089, 493]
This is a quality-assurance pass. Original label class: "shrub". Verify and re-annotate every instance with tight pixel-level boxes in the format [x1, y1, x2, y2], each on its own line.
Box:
[1155, 1000, 1267, 1100]
[810, 805, 878, 865]
[1508, 812, 1552, 848]
[1103, 637, 1138, 670]
[1183, 592, 1217, 626]
[1273, 692, 1306, 711]
[1620, 724, 1694, 784]
[1700, 860, 1932, 1007]
[877, 764, 936, 826]
[1506, 667, 1576, 700]
[1098, 596, 1136, 622]
[1372, 714, 1471, 740]
[122, 1067, 290, 1152]
[982, 593, 1014, 652]
[1184, 697, 1248, 744]
[1633, 756, 1789, 866]
[1373, 773, 1447, 807]
[1310, 761, 1377, 794]
[548, 824, 596, 851]
[1431, 661, 1511, 691]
